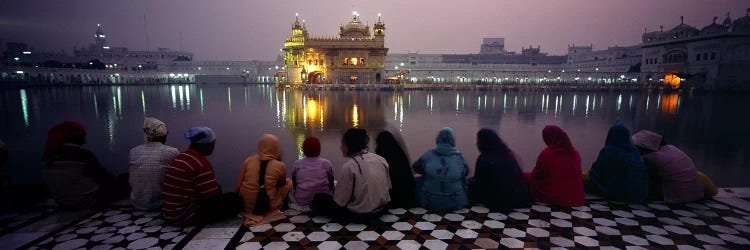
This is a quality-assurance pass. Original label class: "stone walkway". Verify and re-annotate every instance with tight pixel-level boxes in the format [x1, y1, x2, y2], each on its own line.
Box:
[0, 188, 748, 250]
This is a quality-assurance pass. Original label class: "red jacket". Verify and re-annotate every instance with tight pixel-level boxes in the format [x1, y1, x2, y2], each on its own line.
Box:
[529, 126, 585, 207]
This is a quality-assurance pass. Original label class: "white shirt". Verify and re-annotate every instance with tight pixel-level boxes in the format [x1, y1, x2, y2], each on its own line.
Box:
[129, 142, 179, 210]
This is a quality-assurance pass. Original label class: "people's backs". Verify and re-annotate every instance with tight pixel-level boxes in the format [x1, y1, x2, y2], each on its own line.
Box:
[470, 129, 532, 209]
[644, 145, 703, 203]
[417, 149, 469, 210]
[42, 161, 99, 208]
[375, 131, 416, 208]
[292, 157, 333, 206]
[334, 152, 391, 214]
[162, 149, 221, 225]
[529, 125, 584, 207]
[238, 155, 288, 213]
[129, 143, 179, 210]
[589, 125, 649, 203]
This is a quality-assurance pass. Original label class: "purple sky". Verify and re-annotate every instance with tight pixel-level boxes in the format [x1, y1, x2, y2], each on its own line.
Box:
[1, 0, 747, 60]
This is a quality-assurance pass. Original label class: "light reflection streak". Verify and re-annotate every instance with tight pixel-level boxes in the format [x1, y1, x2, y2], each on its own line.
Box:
[585, 95, 590, 118]
[178, 85, 184, 111]
[456, 93, 459, 111]
[554, 95, 559, 115]
[572, 94, 578, 113]
[503, 94, 507, 112]
[93, 93, 99, 119]
[646, 95, 650, 110]
[171, 86, 176, 109]
[303, 97, 307, 129]
[19, 89, 30, 127]
[592, 94, 597, 111]
[117, 87, 122, 116]
[352, 104, 359, 127]
[141, 90, 146, 114]
[199, 88, 205, 113]
[227, 87, 232, 113]
[616, 94, 622, 111]
[186, 85, 191, 111]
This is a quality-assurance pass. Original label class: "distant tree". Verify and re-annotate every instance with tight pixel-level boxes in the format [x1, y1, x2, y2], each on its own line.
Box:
[42, 60, 63, 68]
[87, 59, 106, 69]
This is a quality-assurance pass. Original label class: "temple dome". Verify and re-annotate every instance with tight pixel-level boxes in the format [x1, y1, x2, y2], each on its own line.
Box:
[700, 17, 728, 35]
[732, 9, 750, 33]
[340, 13, 370, 38]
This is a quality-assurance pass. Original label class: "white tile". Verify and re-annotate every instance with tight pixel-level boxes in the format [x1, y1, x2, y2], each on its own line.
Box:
[528, 219, 550, 228]
[391, 222, 413, 231]
[430, 230, 454, 240]
[571, 211, 592, 219]
[487, 212, 507, 220]
[509, 212, 530, 220]
[422, 214, 442, 222]
[718, 234, 750, 245]
[444, 213, 465, 221]
[322, 223, 343, 232]
[526, 227, 549, 237]
[632, 210, 655, 218]
[723, 216, 750, 225]
[573, 226, 597, 236]
[574, 236, 599, 247]
[312, 216, 331, 224]
[474, 238, 499, 249]
[356, 231, 380, 241]
[646, 234, 675, 245]
[454, 229, 477, 239]
[381, 231, 405, 240]
[461, 220, 482, 229]
[317, 241, 343, 250]
[709, 225, 739, 234]
[695, 234, 726, 245]
[500, 237, 525, 248]
[183, 239, 231, 250]
[679, 217, 706, 226]
[622, 235, 648, 246]
[615, 218, 639, 226]
[415, 221, 436, 230]
[248, 224, 271, 232]
[424, 239, 448, 250]
[550, 236, 575, 247]
[471, 206, 490, 213]
[344, 241, 369, 250]
[236, 242, 262, 250]
[593, 218, 617, 226]
[273, 223, 296, 232]
[483, 220, 505, 229]
[306, 232, 331, 242]
[288, 215, 310, 224]
[345, 224, 367, 232]
[387, 208, 407, 215]
[396, 240, 421, 250]
[282, 231, 305, 242]
[673, 210, 698, 217]
[503, 228, 526, 238]
[263, 242, 291, 250]
[612, 210, 635, 218]
[532, 205, 551, 213]
[551, 212, 571, 219]
[193, 227, 238, 239]
[379, 214, 399, 223]
[595, 226, 621, 236]
[664, 225, 691, 235]
[550, 219, 572, 228]
[408, 207, 427, 214]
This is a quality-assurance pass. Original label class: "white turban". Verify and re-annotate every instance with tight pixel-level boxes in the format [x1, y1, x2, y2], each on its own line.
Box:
[144, 117, 168, 141]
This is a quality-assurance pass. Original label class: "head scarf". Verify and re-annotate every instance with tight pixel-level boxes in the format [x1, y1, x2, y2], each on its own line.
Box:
[184, 127, 216, 144]
[477, 128, 512, 154]
[631, 130, 662, 151]
[302, 136, 321, 157]
[143, 117, 167, 141]
[343, 128, 369, 156]
[258, 134, 281, 161]
[605, 124, 636, 150]
[542, 125, 575, 152]
[434, 127, 458, 155]
[44, 121, 86, 161]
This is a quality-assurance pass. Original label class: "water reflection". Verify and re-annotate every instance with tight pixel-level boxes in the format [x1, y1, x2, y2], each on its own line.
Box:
[1, 86, 749, 188]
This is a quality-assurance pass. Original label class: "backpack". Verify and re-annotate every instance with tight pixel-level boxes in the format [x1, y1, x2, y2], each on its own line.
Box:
[252, 160, 271, 215]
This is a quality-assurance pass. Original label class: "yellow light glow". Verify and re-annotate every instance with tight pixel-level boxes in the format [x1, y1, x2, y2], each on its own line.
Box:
[664, 74, 681, 89]
[351, 57, 358, 65]
[661, 93, 679, 114]
[306, 98, 319, 121]
[352, 104, 359, 128]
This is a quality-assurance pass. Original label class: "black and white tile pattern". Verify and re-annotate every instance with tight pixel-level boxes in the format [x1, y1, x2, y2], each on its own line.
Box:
[230, 200, 750, 249]
[30, 207, 195, 250]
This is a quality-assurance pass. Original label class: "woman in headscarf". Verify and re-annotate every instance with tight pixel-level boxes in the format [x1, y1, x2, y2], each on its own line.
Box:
[376, 130, 416, 208]
[525, 125, 585, 207]
[236, 134, 293, 226]
[586, 124, 649, 203]
[42, 121, 122, 208]
[413, 127, 469, 211]
[469, 129, 532, 210]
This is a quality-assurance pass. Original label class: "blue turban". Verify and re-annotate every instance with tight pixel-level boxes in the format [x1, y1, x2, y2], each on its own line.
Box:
[184, 127, 216, 144]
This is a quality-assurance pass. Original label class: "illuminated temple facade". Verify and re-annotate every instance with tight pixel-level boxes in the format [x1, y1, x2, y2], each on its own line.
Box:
[282, 13, 388, 85]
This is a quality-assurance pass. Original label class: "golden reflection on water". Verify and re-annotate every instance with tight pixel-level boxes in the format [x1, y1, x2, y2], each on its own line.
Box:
[661, 93, 679, 115]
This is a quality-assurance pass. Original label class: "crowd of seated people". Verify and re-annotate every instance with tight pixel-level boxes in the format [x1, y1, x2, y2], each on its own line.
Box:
[4, 119, 717, 227]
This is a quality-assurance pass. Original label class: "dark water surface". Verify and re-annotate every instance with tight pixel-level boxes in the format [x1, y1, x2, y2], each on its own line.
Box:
[1, 84, 749, 188]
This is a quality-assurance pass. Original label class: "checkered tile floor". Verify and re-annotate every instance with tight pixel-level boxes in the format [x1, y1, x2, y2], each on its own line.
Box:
[231, 200, 750, 249]
[4, 198, 750, 249]
[28, 207, 197, 250]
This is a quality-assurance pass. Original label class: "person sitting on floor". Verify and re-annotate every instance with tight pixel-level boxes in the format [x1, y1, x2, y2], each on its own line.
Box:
[162, 127, 243, 226]
[375, 130, 416, 208]
[585, 124, 649, 203]
[631, 130, 717, 203]
[469, 129, 533, 210]
[525, 125, 585, 207]
[42, 121, 128, 209]
[236, 134, 293, 226]
[413, 127, 469, 211]
[129, 117, 179, 211]
[311, 128, 391, 222]
[289, 136, 333, 212]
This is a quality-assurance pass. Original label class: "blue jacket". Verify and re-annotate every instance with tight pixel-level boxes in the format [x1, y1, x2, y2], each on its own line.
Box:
[589, 124, 650, 203]
[416, 128, 469, 211]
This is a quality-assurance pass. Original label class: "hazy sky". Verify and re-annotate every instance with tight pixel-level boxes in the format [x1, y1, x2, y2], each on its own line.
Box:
[1, 0, 747, 60]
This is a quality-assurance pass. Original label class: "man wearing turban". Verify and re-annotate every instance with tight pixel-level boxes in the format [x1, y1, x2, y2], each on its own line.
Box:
[128, 117, 179, 210]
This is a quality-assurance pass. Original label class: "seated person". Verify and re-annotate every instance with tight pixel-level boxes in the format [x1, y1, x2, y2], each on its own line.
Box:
[631, 130, 716, 203]
[290, 136, 333, 212]
[311, 128, 391, 222]
[162, 127, 242, 225]
[525, 125, 585, 207]
[413, 127, 469, 211]
[236, 134, 293, 226]
[586, 124, 649, 203]
[469, 129, 533, 210]
[42, 121, 127, 209]
[129, 117, 179, 210]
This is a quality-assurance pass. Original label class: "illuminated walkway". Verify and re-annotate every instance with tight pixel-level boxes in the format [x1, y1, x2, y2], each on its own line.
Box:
[1, 188, 749, 249]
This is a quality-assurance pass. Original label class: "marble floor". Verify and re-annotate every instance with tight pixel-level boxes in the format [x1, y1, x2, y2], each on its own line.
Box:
[1, 188, 749, 250]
